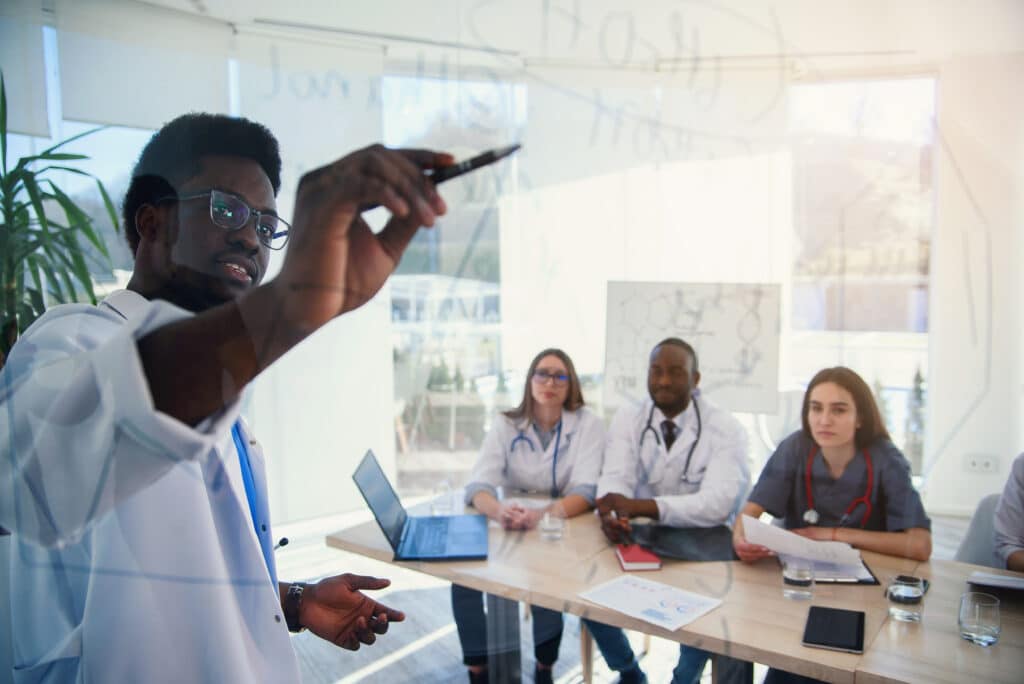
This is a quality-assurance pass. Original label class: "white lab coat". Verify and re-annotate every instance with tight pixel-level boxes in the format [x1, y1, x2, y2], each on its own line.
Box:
[0, 290, 300, 683]
[597, 395, 749, 528]
[465, 408, 606, 503]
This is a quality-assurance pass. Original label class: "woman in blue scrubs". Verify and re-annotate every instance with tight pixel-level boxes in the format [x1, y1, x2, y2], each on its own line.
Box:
[732, 366, 931, 684]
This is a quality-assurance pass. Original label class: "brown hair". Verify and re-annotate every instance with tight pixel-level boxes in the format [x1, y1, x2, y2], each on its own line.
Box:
[801, 367, 891, 448]
[504, 348, 585, 424]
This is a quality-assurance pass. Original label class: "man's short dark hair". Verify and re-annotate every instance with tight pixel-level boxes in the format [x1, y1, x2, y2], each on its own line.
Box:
[652, 337, 699, 373]
[122, 113, 282, 255]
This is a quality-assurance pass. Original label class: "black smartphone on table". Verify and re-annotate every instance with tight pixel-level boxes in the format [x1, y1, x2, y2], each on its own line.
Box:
[801, 606, 865, 654]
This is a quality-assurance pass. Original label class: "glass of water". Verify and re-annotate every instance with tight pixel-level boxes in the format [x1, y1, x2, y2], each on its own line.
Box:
[430, 480, 454, 515]
[886, 575, 925, 622]
[538, 511, 565, 541]
[959, 592, 1001, 646]
[782, 557, 814, 599]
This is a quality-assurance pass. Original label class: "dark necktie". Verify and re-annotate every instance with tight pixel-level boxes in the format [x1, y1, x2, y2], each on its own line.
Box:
[661, 419, 678, 450]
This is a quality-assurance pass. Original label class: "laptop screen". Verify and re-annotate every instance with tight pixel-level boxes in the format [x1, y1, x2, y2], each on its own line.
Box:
[353, 451, 408, 551]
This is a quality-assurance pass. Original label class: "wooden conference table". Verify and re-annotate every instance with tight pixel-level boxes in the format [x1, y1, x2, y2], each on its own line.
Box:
[326, 511, 1023, 683]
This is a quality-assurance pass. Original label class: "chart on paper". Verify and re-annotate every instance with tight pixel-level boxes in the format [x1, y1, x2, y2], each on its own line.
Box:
[579, 575, 722, 632]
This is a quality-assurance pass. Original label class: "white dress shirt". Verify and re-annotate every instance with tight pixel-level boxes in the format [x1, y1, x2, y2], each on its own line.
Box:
[465, 407, 606, 504]
[994, 452, 1024, 567]
[597, 394, 750, 528]
[0, 290, 300, 683]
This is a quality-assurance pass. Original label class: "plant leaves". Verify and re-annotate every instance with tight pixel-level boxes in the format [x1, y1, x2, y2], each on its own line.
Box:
[44, 179, 109, 259]
[35, 126, 106, 160]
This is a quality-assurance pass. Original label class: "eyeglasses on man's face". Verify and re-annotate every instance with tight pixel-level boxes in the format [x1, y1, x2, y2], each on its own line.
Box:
[160, 188, 291, 250]
[532, 369, 569, 386]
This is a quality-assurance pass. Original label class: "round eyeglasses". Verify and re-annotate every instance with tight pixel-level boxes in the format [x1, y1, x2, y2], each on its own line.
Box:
[160, 188, 291, 250]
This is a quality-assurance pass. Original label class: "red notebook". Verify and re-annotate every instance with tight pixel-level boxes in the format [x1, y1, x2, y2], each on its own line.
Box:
[615, 544, 662, 571]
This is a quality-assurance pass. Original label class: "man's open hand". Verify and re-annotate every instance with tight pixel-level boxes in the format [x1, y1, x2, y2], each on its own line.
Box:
[299, 573, 405, 651]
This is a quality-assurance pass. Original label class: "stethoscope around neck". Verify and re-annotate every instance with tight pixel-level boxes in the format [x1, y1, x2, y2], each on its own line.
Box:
[509, 419, 563, 498]
[802, 445, 874, 528]
[638, 398, 703, 483]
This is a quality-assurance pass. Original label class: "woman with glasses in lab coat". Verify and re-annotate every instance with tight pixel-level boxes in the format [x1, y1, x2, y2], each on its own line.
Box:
[452, 348, 605, 684]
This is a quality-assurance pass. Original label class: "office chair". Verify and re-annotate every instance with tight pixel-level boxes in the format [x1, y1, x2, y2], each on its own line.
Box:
[954, 493, 1002, 569]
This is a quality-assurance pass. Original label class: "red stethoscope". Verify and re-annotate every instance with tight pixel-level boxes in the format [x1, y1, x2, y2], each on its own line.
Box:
[802, 446, 874, 528]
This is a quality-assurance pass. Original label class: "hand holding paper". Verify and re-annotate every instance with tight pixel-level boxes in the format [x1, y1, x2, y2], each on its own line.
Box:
[741, 515, 861, 565]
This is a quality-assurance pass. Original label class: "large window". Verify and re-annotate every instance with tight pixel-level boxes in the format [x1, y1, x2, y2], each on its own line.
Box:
[786, 77, 935, 472]
[383, 74, 527, 494]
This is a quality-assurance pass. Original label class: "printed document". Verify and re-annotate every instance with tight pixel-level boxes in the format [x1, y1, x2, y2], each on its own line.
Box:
[742, 515, 861, 565]
[968, 571, 1024, 591]
[777, 554, 875, 583]
[579, 575, 721, 632]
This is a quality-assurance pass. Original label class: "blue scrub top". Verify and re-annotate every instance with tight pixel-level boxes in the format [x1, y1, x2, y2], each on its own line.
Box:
[749, 431, 931, 532]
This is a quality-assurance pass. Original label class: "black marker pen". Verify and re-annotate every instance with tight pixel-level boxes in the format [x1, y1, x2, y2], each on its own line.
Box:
[428, 144, 521, 184]
[361, 144, 520, 212]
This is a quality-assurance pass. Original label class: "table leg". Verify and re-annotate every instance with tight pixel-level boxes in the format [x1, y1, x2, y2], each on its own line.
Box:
[485, 593, 521, 683]
[580, 629, 593, 683]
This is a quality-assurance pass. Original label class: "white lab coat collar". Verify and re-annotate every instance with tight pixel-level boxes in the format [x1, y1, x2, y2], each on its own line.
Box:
[100, 288, 152, 323]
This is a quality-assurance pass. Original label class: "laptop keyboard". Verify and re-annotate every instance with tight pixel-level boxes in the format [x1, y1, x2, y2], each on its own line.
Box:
[412, 517, 449, 555]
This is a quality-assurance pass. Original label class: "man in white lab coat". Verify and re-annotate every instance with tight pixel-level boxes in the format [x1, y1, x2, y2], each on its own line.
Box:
[0, 113, 452, 682]
[583, 338, 752, 684]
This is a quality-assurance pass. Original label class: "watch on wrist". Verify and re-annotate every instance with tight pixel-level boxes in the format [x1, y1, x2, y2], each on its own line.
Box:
[284, 582, 308, 633]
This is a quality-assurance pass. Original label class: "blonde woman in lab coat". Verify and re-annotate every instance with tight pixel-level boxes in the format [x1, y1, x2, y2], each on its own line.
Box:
[452, 348, 605, 684]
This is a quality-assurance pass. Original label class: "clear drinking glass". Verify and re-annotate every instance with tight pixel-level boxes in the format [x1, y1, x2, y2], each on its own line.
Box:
[782, 557, 815, 599]
[886, 575, 925, 622]
[538, 511, 565, 541]
[430, 479, 454, 515]
[959, 592, 1001, 646]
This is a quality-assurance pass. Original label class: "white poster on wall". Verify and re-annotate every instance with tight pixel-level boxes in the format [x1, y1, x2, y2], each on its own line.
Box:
[604, 281, 780, 414]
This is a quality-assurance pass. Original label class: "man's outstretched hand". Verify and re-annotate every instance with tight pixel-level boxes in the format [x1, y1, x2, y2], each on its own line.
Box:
[299, 573, 405, 651]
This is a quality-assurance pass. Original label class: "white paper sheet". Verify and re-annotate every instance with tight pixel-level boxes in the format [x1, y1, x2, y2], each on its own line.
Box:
[968, 571, 1024, 591]
[742, 515, 861, 565]
[777, 554, 874, 582]
[579, 575, 721, 632]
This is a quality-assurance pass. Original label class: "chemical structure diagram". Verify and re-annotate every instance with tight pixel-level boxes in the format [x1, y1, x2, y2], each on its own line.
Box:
[604, 282, 780, 413]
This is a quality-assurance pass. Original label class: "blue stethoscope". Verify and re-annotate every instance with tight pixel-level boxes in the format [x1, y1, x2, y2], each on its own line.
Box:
[510, 419, 563, 498]
[638, 399, 703, 483]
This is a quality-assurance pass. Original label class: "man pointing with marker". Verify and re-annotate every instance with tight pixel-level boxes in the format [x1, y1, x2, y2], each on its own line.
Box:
[0, 113, 453, 682]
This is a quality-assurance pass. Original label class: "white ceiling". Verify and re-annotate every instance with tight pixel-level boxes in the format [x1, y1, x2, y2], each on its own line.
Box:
[136, 0, 1024, 70]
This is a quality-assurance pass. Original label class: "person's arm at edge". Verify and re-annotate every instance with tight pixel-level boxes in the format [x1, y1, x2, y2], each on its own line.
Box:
[1007, 550, 1024, 572]
[994, 453, 1024, 571]
[551, 493, 591, 518]
[471, 490, 504, 522]
[833, 526, 931, 561]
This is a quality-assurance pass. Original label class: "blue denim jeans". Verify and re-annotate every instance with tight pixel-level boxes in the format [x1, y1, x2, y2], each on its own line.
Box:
[452, 584, 564, 666]
[583, 619, 753, 684]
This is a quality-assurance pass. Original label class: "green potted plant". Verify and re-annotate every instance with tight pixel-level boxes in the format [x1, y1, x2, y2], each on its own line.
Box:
[0, 73, 119, 367]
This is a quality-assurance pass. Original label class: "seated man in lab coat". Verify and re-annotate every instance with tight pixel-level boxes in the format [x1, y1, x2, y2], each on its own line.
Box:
[583, 338, 751, 684]
[0, 113, 452, 682]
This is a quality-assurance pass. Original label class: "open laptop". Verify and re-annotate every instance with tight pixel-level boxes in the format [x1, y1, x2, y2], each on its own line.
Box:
[352, 450, 488, 561]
